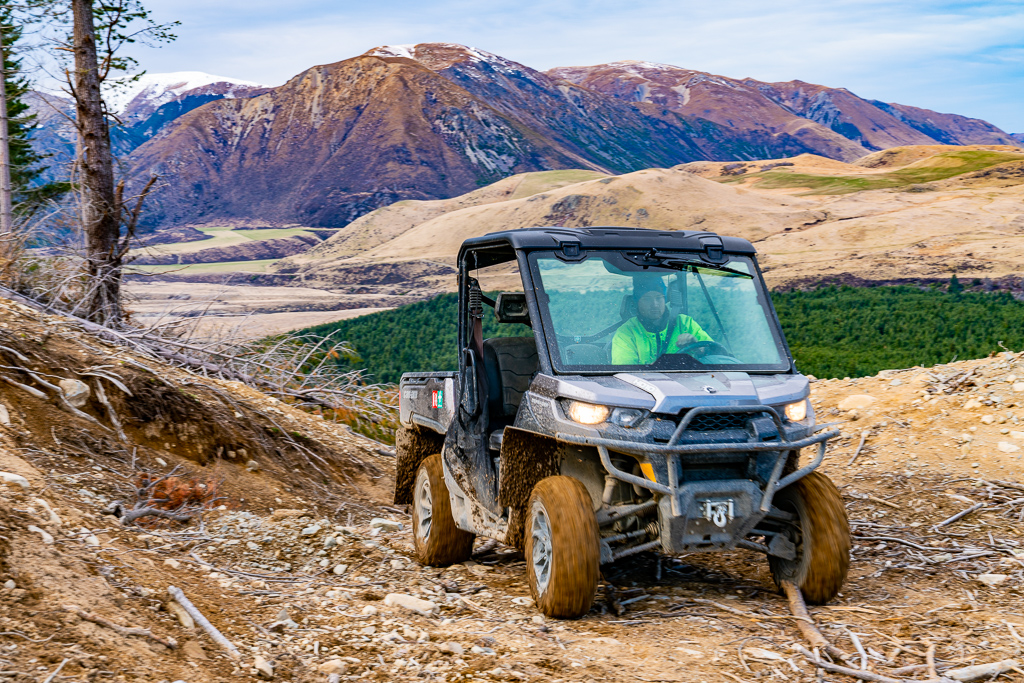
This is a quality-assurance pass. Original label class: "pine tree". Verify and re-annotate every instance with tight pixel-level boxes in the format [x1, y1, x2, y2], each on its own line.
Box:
[949, 274, 963, 294]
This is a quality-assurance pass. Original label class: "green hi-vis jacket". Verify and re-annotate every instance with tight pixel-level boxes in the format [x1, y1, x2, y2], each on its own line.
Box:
[611, 314, 712, 365]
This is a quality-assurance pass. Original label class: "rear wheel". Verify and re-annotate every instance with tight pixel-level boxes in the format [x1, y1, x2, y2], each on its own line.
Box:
[768, 471, 850, 604]
[412, 454, 474, 566]
[525, 476, 599, 619]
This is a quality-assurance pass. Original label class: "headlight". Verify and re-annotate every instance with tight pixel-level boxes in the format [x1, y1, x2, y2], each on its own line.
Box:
[566, 401, 610, 425]
[609, 407, 646, 428]
[784, 400, 808, 422]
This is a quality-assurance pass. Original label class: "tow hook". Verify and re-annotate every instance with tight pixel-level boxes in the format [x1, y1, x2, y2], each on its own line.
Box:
[701, 499, 735, 528]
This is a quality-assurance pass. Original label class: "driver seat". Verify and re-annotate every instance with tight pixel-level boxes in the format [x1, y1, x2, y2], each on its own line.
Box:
[482, 337, 539, 424]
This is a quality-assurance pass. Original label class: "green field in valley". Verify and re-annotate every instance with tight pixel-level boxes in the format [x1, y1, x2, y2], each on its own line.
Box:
[130, 258, 279, 274]
[727, 150, 1024, 194]
[296, 284, 1024, 384]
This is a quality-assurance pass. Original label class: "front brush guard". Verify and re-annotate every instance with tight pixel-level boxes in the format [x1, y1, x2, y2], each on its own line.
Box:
[556, 405, 838, 516]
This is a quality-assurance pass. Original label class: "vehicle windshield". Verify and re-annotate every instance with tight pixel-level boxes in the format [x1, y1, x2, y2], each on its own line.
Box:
[528, 251, 788, 373]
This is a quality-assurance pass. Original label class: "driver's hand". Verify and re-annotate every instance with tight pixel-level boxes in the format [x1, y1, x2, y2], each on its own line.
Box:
[676, 333, 696, 348]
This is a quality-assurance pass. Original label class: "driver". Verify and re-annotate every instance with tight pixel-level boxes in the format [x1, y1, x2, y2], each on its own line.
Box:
[611, 278, 712, 365]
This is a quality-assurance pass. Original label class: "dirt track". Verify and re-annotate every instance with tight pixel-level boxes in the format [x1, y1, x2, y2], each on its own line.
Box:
[1, 299, 1023, 682]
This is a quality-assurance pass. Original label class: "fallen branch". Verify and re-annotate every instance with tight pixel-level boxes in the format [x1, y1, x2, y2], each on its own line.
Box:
[944, 659, 1021, 682]
[41, 658, 70, 683]
[120, 506, 194, 525]
[92, 378, 126, 441]
[168, 586, 241, 660]
[848, 431, 869, 466]
[781, 581, 848, 661]
[0, 374, 47, 399]
[845, 628, 868, 671]
[924, 639, 937, 680]
[64, 604, 177, 649]
[853, 535, 936, 552]
[793, 645, 902, 683]
[934, 502, 986, 529]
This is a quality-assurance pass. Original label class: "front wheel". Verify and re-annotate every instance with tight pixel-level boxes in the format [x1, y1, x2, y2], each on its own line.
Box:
[767, 471, 850, 604]
[525, 476, 599, 619]
[412, 454, 475, 566]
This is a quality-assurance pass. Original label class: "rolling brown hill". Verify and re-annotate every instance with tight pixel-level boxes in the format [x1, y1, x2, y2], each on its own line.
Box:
[128, 43, 1020, 229]
[273, 145, 1024, 292]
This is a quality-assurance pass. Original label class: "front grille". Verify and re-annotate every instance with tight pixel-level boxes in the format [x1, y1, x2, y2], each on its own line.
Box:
[685, 412, 751, 432]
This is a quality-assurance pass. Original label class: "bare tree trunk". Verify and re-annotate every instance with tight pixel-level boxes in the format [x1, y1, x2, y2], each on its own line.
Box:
[0, 24, 14, 256]
[72, 0, 121, 324]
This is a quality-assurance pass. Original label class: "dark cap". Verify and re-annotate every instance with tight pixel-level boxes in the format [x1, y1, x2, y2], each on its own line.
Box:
[633, 277, 667, 301]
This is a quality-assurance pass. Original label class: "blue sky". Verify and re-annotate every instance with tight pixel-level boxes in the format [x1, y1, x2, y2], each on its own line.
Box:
[131, 0, 1024, 132]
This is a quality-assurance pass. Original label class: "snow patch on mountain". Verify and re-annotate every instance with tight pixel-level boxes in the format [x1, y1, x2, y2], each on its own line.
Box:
[104, 71, 265, 115]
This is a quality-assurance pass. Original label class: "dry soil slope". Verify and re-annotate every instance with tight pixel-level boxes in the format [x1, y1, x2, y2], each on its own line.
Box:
[3, 294, 1024, 682]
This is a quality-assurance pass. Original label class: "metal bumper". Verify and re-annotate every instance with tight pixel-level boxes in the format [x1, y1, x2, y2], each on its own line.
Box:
[556, 406, 838, 553]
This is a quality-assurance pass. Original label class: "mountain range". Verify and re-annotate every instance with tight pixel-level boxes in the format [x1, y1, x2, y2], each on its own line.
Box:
[26, 44, 1021, 228]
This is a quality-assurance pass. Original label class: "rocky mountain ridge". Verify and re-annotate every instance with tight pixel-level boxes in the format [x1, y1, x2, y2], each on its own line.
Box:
[548, 62, 1017, 154]
[125, 43, 1019, 229]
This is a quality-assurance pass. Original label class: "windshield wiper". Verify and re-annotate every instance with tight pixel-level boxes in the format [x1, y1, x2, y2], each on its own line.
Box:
[645, 251, 753, 278]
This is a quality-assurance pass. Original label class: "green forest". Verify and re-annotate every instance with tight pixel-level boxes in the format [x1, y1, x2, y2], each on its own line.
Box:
[300, 286, 1024, 384]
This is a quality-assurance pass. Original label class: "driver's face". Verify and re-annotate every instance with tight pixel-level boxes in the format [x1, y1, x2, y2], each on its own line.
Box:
[637, 291, 666, 321]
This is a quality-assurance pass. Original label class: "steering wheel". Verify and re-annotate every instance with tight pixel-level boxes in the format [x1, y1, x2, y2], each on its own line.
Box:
[676, 340, 734, 358]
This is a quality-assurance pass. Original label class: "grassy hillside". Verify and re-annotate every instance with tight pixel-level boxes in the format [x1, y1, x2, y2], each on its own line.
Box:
[301, 286, 1024, 383]
[728, 149, 1024, 194]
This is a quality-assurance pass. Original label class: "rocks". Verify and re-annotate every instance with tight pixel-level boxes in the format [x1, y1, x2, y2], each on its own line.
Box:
[977, 574, 1008, 587]
[319, 659, 348, 675]
[439, 641, 465, 655]
[1011, 431, 1024, 440]
[268, 607, 298, 631]
[361, 605, 378, 616]
[981, 414, 996, 424]
[27, 525, 54, 544]
[3, 579, 15, 590]
[167, 600, 195, 629]
[997, 442, 1020, 453]
[370, 518, 403, 532]
[0, 471, 29, 489]
[246, 541, 260, 550]
[246, 460, 261, 472]
[333, 564, 348, 575]
[1013, 382, 1024, 393]
[164, 559, 182, 569]
[182, 640, 207, 660]
[384, 593, 439, 616]
[964, 398, 983, 410]
[252, 654, 274, 678]
[34, 498, 62, 526]
[269, 509, 308, 522]
[838, 395, 876, 411]
[300, 525, 321, 536]
[59, 379, 90, 408]
[0, 402, 9, 425]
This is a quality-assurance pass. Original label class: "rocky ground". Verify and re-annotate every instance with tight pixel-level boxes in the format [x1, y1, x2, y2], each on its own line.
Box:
[1, 300, 1023, 682]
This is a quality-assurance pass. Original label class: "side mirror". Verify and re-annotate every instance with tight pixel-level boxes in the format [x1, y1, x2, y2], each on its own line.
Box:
[461, 349, 479, 417]
[495, 292, 530, 325]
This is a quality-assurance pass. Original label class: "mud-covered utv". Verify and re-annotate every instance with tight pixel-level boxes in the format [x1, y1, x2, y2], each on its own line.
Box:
[394, 227, 849, 619]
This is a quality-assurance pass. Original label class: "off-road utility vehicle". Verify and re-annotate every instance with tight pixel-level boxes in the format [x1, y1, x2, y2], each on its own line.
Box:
[395, 227, 849, 619]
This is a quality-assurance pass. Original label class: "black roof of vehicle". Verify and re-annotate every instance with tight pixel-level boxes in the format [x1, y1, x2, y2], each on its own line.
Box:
[459, 226, 756, 268]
